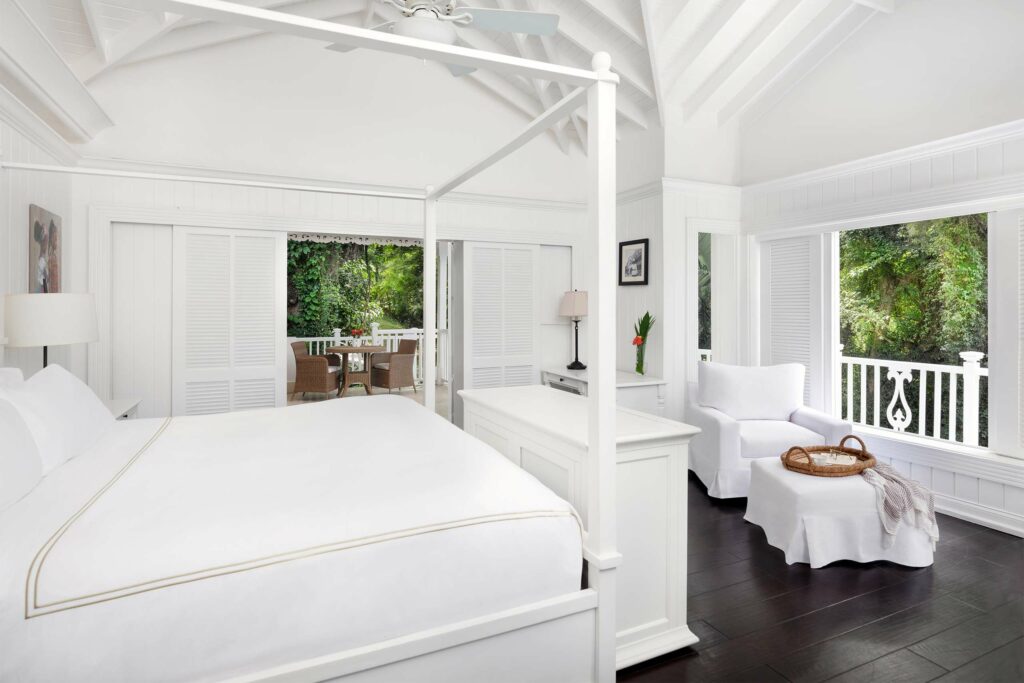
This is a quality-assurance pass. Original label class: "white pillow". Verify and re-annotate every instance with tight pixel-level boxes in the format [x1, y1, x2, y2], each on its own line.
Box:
[0, 367, 24, 388]
[697, 362, 805, 421]
[0, 398, 43, 511]
[1, 364, 114, 473]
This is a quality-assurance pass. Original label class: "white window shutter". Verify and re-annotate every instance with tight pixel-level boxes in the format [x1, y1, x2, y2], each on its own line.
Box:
[988, 209, 1024, 458]
[173, 227, 286, 416]
[760, 236, 826, 408]
[464, 242, 541, 391]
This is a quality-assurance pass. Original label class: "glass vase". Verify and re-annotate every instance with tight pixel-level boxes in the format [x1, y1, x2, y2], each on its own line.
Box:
[635, 343, 646, 375]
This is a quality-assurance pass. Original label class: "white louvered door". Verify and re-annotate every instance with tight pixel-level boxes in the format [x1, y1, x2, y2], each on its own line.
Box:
[171, 227, 287, 416]
[464, 242, 541, 391]
[760, 235, 827, 408]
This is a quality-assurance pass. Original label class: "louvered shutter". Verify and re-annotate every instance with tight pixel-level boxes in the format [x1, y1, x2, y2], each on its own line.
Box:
[989, 209, 1024, 458]
[760, 236, 825, 408]
[464, 242, 541, 391]
[172, 227, 286, 416]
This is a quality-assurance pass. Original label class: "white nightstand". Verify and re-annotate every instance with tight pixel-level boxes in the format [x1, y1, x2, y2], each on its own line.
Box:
[103, 397, 142, 420]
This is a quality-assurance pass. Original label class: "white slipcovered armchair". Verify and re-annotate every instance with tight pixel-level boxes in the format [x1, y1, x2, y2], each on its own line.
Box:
[686, 362, 852, 499]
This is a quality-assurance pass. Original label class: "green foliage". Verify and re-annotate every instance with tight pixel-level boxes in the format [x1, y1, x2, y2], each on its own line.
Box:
[698, 232, 712, 350]
[287, 241, 423, 337]
[840, 214, 987, 365]
[839, 215, 988, 444]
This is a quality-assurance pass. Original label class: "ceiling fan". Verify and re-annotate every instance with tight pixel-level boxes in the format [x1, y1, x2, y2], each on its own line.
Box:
[326, 0, 559, 77]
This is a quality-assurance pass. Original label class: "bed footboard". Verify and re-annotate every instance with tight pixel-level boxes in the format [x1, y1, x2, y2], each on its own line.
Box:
[224, 590, 598, 683]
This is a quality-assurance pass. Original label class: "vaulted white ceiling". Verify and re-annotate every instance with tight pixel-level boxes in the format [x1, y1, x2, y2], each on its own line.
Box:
[22, 0, 896, 152]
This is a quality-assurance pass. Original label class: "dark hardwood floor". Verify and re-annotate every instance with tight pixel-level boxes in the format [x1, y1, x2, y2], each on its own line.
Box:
[618, 473, 1024, 683]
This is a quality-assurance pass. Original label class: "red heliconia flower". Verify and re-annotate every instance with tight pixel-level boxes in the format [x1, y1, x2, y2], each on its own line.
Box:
[632, 335, 644, 346]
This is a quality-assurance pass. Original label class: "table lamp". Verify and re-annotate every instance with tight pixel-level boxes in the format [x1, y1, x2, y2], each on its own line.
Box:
[559, 289, 588, 371]
[4, 293, 98, 367]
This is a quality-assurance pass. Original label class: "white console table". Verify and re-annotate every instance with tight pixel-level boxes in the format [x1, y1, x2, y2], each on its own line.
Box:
[460, 385, 700, 669]
[541, 367, 667, 416]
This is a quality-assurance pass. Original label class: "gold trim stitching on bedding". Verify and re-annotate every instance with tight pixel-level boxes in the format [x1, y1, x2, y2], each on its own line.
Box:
[26, 418, 582, 619]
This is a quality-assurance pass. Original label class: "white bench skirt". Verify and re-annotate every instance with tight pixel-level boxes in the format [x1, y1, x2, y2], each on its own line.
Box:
[744, 459, 935, 568]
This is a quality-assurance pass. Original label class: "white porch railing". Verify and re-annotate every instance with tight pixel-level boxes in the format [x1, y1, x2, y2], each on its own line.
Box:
[295, 323, 451, 385]
[838, 350, 987, 447]
[698, 349, 713, 362]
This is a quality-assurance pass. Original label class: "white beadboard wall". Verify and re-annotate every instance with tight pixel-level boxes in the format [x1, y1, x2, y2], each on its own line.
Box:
[0, 119, 72, 375]
[68, 172, 586, 401]
[743, 119, 1024, 235]
[638, 179, 742, 422]
[617, 187, 663, 377]
[110, 223, 172, 418]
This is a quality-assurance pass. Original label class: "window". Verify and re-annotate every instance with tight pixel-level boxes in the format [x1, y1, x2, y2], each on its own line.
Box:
[837, 214, 988, 447]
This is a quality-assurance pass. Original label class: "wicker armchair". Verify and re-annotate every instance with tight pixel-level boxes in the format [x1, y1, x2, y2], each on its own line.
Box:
[371, 338, 418, 393]
[290, 341, 341, 399]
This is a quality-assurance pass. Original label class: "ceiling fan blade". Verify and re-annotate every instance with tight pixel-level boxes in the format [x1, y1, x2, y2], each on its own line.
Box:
[460, 7, 558, 36]
[324, 21, 396, 52]
[446, 63, 477, 77]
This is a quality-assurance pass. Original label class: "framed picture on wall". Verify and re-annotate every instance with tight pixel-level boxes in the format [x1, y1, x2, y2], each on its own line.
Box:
[29, 204, 62, 293]
[618, 238, 649, 286]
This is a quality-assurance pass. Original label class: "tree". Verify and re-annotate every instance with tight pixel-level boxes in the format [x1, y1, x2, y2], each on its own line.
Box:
[839, 214, 988, 443]
[287, 241, 424, 337]
[840, 214, 987, 365]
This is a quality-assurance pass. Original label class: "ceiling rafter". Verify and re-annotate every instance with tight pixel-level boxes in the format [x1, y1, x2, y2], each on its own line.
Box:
[121, 0, 366, 66]
[79, 0, 109, 61]
[546, 0, 654, 102]
[74, 11, 186, 82]
[494, 0, 571, 153]
[679, 0, 803, 120]
[715, 0, 856, 125]
[572, 0, 644, 47]
[638, 0, 664, 127]
[736, 1, 880, 128]
[664, 0, 745, 97]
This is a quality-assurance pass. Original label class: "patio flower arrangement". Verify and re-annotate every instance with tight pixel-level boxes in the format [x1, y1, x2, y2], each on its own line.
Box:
[633, 312, 655, 376]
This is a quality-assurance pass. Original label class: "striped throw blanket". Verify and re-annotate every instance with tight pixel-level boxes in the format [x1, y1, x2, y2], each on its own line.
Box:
[861, 463, 940, 549]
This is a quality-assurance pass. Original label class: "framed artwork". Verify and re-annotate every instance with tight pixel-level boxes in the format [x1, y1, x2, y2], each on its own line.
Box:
[29, 204, 62, 293]
[618, 238, 649, 286]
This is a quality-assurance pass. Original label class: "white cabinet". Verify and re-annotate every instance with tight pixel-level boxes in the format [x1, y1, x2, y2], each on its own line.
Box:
[460, 385, 700, 669]
[541, 367, 668, 416]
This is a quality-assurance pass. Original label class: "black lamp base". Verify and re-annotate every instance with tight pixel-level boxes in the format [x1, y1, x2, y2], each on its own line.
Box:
[567, 319, 586, 371]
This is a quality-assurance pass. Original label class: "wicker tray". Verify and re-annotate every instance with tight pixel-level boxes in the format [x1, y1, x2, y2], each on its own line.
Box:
[781, 435, 876, 477]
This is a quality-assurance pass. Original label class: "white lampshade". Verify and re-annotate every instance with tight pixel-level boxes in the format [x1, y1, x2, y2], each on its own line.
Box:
[4, 293, 98, 348]
[559, 290, 588, 319]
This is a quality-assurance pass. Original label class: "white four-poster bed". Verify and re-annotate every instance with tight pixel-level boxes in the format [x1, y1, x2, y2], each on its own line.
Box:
[0, 1, 632, 681]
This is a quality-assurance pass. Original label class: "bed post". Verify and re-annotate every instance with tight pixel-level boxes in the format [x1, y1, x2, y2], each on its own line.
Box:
[423, 189, 438, 413]
[586, 52, 620, 683]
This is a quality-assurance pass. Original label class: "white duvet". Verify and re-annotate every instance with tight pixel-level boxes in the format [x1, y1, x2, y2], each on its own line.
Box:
[0, 397, 582, 682]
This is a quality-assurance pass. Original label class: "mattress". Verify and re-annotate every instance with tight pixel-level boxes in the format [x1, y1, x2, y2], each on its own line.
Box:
[0, 396, 582, 682]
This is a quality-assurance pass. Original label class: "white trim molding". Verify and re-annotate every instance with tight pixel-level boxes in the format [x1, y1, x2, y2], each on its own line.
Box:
[743, 119, 1024, 235]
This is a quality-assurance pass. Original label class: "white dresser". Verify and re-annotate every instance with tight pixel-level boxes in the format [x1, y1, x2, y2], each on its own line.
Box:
[460, 385, 700, 669]
[541, 367, 668, 416]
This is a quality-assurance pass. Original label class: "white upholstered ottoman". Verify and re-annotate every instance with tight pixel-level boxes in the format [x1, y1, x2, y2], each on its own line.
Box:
[744, 458, 935, 568]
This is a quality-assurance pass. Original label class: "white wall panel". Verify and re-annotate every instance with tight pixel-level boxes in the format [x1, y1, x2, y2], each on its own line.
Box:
[539, 245, 573, 371]
[617, 188, 663, 377]
[0, 120, 73, 376]
[743, 120, 1024, 236]
[110, 223, 172, 418]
